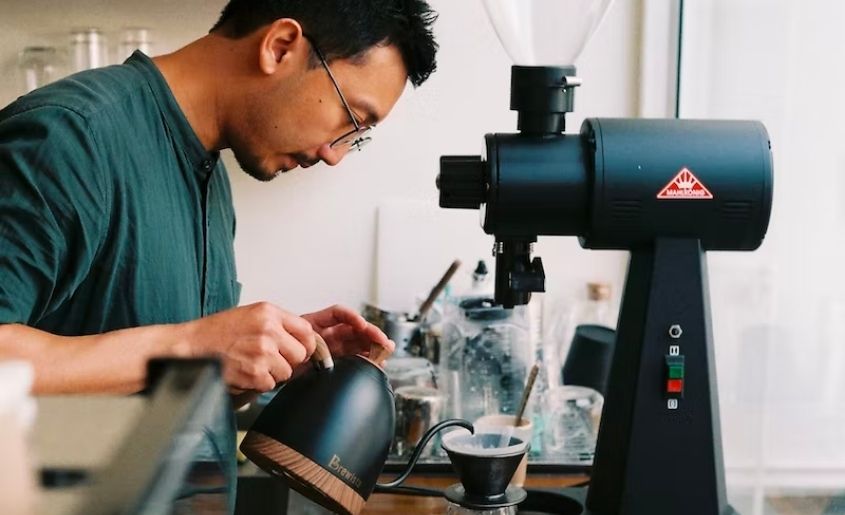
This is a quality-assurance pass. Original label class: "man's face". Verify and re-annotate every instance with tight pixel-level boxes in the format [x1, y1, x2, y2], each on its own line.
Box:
[229, 40, 408, 181]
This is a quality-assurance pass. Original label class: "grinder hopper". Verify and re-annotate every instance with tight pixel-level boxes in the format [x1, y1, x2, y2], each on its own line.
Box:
[482, 0, 615, 66]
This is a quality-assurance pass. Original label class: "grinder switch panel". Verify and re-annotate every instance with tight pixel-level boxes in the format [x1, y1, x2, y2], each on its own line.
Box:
[665, 353, 685, 404]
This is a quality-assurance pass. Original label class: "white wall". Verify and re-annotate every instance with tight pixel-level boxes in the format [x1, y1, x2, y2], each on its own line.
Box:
[680, 0, 845, 508]
[0, 0, 643, 317]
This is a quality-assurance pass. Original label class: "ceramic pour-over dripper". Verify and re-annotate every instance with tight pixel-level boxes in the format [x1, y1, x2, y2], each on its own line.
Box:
[441, 430, 531, 510]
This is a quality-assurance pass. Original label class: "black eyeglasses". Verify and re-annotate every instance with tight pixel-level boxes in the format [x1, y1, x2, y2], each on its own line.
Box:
[307, 37, 374, 152]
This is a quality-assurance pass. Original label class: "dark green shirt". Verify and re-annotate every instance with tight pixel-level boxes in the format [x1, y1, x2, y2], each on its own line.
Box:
[0, 51, 239, 508]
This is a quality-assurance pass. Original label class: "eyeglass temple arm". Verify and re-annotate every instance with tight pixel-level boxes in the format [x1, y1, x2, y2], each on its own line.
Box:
[310, 40, 361, 131]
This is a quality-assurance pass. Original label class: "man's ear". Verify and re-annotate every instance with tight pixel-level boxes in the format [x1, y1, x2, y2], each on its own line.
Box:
[258, 18, 306, 76]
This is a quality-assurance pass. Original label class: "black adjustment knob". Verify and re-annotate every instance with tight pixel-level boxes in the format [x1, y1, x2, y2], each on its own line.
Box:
[437, 155, 486, 209]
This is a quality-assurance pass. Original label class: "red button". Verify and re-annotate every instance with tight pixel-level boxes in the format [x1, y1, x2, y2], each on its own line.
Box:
[667, 379, 684, 393]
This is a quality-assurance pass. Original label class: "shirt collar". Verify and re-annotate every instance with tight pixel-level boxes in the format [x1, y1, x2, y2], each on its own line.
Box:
[125, 50, 219, 177]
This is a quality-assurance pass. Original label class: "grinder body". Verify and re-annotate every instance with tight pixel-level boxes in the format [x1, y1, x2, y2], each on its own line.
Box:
[443, 118, 773, 251]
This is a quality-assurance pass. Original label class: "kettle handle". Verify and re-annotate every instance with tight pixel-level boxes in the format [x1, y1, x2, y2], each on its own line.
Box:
[367, 341, 392, 365]
[311, 334, 334, 370]
[375, 419, 474, 490]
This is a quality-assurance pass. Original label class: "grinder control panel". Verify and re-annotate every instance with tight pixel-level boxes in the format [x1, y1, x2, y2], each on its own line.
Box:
[665, 353, 685, 405]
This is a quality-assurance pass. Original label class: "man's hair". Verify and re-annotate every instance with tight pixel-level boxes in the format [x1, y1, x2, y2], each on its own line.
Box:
[211, 0, 439, 87]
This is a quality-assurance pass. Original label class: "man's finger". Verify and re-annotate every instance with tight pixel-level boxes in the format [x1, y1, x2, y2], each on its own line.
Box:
[280, 314, 316, 356]
[362, 322, 392, 348]
[324, 322, 392, 349]
[277, 331, 309, 367]
[267, 351, 294, 384]
[304, 305, 367, 331]
[321, 324, 357, 343]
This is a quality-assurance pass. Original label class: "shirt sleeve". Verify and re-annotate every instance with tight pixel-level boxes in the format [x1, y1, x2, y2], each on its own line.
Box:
[0, 105, 109, 325]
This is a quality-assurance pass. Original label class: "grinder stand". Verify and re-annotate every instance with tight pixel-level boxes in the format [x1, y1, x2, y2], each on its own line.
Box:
[569, 238, 735, 515]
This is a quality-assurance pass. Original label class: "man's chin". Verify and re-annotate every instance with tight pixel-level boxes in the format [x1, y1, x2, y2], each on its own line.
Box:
[244, 167, 281, 182]
[232, 151, 288, 182]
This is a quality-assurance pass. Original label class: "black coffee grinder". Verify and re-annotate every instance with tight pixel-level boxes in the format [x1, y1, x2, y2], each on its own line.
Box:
[436, 2, 773, 514]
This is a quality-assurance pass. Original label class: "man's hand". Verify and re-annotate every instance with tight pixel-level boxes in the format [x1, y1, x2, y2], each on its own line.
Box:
[301, 305, 395, 364]
[180, 302, 316, 392]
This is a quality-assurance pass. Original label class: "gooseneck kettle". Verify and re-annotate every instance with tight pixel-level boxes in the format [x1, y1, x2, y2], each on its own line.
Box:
[240, 335, 473, 515]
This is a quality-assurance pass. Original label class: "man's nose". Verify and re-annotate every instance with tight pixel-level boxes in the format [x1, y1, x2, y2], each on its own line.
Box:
[317, 143, 349, 166]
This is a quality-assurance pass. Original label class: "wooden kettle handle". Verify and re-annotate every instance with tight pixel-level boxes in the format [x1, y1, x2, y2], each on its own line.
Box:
[311, 333, 334, 370]
[368, 341, 393, 367]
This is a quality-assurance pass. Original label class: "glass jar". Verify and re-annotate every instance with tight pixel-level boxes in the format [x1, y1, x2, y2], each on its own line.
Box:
[70, 28, 108, 72]
[18, 46, 66, 93]
[541, 385, 603, 460]
[117, 27, 153, 63]
[439, 296, 531, 422]
[384, 357, 437, 390]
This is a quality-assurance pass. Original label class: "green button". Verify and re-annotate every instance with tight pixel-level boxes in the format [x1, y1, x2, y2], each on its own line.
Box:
[668, 365, 685, 379]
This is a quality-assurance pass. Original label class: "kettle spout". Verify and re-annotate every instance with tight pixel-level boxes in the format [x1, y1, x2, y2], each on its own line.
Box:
[375, 419, 474, 490]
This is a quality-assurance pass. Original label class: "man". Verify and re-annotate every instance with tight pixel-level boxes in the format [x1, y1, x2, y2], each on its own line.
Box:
[0, 0, 438, 507]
